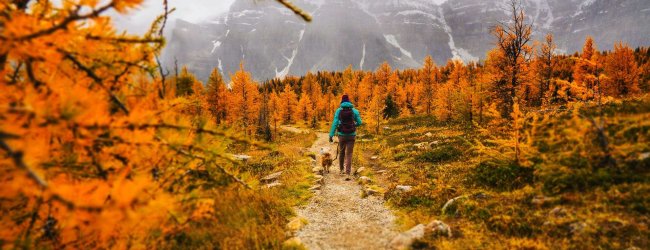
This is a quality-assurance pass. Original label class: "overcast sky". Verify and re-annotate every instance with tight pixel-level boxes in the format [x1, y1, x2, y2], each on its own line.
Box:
[111, 0, 450, 34]
[112, 0, 236, 34]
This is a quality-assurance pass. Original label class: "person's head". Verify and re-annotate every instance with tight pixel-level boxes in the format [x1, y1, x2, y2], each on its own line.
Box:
[341, 94, 350, 104]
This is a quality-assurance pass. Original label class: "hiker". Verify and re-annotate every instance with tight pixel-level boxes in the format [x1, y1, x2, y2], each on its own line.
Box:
[329, 94, 362, 180]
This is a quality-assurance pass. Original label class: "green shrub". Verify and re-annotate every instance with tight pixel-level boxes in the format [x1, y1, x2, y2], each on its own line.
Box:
[474, 160, 534, 191]
[417, 145, 462, 163]
[393, 152, 408, 161]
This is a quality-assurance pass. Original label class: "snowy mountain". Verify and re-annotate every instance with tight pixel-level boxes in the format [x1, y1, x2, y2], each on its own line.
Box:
[163, 0, 650, 82]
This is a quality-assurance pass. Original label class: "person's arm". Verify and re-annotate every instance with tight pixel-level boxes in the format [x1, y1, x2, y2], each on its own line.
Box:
[329, 108, 341, 138]
[354, 108, 363, 127]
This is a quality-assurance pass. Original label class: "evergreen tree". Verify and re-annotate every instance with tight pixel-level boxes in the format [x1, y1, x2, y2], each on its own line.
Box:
[383, 94, 400, 119]
[176, 67, 196, 97]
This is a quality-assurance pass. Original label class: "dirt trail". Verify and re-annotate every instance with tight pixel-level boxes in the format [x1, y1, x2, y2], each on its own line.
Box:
[296, 132, 399, 250]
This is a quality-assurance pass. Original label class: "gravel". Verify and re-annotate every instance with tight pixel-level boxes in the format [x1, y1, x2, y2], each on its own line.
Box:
[295, 133, 399, 250]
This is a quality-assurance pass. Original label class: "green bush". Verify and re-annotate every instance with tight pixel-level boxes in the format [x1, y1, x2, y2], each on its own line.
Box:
[393, 152, 408, 161]
[474, 160, 534, 191]
[417, 145, 462, 163]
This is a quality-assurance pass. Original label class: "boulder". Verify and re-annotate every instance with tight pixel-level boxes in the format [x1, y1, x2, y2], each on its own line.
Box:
[362, 185, 381, 197]
[309, 185, 322, 191]
[424, 220, 452, 238]
[358, 176, 372, 184]
[370, 155, 379, 160]
[639, 152, 650, 160]
[531, 195, 557, 205]
[261, 171, 283, 184]
[395, 185, 413, 193]
[569, 221, 587, 235]
[441, 195, 467, 215]
[314, 175, 324, 184]
[264, 181, 282, 189]
[286, 217, 308, 232]
[354, 167, 366, 175]
[282, 237, 304, 248]
[389, 224, 425, 250]
[549, 206, 568, 218]
[232, 154, 251, 162]
[425, 132, 433, 137]
[414, 142, 430, 150]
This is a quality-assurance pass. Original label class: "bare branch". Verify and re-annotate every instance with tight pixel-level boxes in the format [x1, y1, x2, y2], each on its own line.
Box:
[0, 138, 48, 187]
[276, 0, 312, 22]
[85, 35, 163, 44]
[60, 51, 130, 115]
[4, 2, 115, 41]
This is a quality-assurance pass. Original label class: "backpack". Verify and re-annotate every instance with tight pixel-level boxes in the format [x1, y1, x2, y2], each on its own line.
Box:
[338, 107, 356, 134]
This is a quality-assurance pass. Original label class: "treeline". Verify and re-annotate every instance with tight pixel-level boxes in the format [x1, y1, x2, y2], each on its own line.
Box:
[176, 37, 649, 138]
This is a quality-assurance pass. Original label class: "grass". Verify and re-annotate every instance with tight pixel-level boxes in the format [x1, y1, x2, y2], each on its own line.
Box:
[160, 128, 318, 249]
[368, 97, 650, 249]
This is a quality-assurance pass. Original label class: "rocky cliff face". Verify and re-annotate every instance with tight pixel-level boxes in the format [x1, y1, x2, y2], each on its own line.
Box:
[163, 0, 650, 82]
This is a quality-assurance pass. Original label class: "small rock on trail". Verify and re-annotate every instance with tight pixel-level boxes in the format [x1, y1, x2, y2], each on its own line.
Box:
[295, 132, 399, 250]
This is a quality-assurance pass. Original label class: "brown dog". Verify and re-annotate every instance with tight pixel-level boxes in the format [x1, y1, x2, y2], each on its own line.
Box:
[321, 152, 333, 174]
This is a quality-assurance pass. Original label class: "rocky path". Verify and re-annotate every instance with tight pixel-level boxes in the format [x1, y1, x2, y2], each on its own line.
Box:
[295, 132, 399, 250]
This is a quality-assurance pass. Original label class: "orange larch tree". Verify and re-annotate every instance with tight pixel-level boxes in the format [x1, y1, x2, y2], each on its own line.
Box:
[573, 36, 599, 101]
[296, 92, 314, 124]
[604, 42, 640, 97]
[418, 55, 439, 116]
[228, 63, 261, 136]
[206, 68, 229, 124]
[0, 0, 262, 248]
[278, 84, 298, 124]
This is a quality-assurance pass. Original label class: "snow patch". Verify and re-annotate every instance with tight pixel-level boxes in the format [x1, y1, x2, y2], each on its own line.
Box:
[360, 43, 366, 70]
[387, 0, 441, 9]
[218, 58, 223, 73]
[437, 7, 478, 63]
[395, 10, 438, 20]
[573, 0, 596, 17]
[211, 40, 222, 54]
[299, 29, 305, 41]
[356, 1, 381, 25]
[225, 30, 230, 37]
[531, 0, 554, 30]
[231, 10, 263, 18]
[572, 28, 587, 34]
[275, 29, 305, 79]
[384, 34, 413, 59]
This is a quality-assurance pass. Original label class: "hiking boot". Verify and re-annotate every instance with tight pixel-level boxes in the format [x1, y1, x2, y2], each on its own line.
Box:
[345, 175, 351, 181]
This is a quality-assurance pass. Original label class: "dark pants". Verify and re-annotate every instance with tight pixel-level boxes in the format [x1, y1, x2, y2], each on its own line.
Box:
[338, 135, 355, 174]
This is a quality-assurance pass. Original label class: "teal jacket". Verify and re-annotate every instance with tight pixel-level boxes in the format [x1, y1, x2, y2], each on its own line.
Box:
[329, 102, 363, 137]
